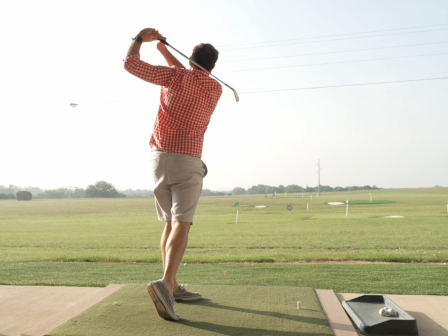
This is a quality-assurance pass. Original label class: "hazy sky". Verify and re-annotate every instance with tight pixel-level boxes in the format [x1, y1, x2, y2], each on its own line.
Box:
[1, 0, 448, 191]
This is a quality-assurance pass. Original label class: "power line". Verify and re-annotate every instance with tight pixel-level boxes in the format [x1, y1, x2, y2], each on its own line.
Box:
[219, 41, 448, 63]
[216, 52, 448, 74]
[74, 97, 159, 106]
[217, 23, 448, 47]
[220, 28, 448, 51]
[235, 77, 448, 96]
[77, 76, 448, 106]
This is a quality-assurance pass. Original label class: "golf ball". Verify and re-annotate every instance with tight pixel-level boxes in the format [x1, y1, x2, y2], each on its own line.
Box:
[184, 263, 188, 266]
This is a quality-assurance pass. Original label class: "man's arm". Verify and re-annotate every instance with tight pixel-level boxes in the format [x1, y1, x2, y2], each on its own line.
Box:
[156, 41, 186, 69]
[124, 28, 175, 87]
[126, 28, 166, 57]
[127, 39, 142, 57]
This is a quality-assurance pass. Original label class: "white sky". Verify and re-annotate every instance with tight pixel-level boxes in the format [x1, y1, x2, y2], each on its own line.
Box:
[1, 0, 448, 190]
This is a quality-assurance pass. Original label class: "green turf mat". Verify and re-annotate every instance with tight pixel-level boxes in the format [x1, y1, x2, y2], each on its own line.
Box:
[50, 285, 332, 336]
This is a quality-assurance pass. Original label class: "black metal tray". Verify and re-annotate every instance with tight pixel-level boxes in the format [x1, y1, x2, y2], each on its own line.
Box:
[342, 295, 418, 335]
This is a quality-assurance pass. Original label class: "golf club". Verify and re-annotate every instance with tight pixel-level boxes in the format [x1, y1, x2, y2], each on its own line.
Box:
[158, 39, 239, 102]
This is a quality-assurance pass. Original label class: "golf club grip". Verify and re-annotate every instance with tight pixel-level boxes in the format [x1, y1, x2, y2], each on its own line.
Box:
[158, 39, 168, 45]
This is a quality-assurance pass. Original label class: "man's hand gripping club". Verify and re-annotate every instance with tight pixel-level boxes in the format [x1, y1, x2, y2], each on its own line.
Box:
[126, 28, 185, 69]
[126, 28, 166, 57]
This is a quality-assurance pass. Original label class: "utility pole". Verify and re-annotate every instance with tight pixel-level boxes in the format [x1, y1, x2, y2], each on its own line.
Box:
[317, 160, 321, 197]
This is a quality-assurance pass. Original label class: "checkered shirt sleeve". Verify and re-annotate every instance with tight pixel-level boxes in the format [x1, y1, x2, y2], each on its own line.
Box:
[123, 54, 222, 158]
[123, 54, 175, 86]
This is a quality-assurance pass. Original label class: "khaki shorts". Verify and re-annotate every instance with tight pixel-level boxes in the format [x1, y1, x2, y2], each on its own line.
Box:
[151, 150, 205, 223]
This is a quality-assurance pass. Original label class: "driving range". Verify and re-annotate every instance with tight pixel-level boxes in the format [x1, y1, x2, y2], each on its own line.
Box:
[1, 188, 447, 335]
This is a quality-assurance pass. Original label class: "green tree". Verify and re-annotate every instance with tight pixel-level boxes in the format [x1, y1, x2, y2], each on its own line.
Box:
[304, 185, 315, 192]
[265, 186, 276, 194]
[247, 184, 268, 195]
[71, 187, 85, 198]
[231, 187, 247, 195]
[285, 185, 302, 193]
[85, 181, 119, 198]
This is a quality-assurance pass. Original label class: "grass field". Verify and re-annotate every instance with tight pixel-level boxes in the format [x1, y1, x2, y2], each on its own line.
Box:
[1, 188, 447, 263]
[1, 262, 447, 295]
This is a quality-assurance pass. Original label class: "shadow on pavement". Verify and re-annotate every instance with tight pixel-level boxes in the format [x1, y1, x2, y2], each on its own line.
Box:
[408, 311, 448, 336]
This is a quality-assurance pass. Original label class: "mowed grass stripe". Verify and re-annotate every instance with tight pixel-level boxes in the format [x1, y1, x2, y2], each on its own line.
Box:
[0, 188, 447, 263]
[1, 262, 447, 295]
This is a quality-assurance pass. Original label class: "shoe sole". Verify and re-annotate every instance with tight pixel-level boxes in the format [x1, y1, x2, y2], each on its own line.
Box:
[147, 283, 180, 321]
[174, 295, 202, 302]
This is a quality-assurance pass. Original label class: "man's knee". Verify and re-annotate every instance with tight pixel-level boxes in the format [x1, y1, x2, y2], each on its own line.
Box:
[172, 221, 191, 234]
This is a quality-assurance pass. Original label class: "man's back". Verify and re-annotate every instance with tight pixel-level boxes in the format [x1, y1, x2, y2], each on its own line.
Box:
[124, 54, 222, 157]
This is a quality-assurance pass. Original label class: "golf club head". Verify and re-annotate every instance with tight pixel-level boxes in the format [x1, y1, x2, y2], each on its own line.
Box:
[232, 90, 240, 102]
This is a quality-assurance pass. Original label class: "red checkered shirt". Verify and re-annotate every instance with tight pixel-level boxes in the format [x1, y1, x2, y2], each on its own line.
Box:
[124, 54, 222, 158]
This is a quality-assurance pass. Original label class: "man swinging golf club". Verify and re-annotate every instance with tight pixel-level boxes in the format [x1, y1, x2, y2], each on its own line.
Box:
[124, 28, 222, 321]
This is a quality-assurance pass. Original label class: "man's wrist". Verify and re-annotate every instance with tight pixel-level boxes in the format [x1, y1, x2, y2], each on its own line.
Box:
[132, 35, 143, 44]
[159, 48, 169, 55]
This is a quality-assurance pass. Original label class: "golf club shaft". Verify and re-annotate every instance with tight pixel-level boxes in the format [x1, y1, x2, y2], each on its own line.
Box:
[158, 39, 239, 102]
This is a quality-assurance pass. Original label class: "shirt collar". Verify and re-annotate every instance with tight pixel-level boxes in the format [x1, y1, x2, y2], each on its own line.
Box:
[190, 67, 210, 76]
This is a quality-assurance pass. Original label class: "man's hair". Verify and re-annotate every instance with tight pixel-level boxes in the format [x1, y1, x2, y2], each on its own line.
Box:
[191, 43, 219, 72]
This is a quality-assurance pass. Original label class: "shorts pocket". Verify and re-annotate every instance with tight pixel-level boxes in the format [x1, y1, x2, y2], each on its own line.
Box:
[201, 160, 208, 178]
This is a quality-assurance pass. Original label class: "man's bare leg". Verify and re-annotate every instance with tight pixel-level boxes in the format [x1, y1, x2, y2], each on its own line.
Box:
[162, 221, 190, 296]
[160, 222, 179, 290]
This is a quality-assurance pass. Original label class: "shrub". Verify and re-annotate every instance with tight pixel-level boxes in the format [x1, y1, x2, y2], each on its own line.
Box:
[16, 191, 32, 201]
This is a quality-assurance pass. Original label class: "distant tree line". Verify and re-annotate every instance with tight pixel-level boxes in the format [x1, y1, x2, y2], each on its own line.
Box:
[0, 193, 16, 200]
[231, 184, 380, 195]
[0, 184, 39, 200]
[0, 182, 130, 200]
[121, 188, 154, 198]
[33, 184, 154, 199]
[35, 187, 86, 199]
[0, 191, 32, 201]
[0, 184, 43, 195]
[1, 182, 382, 200]
[201, 189, 232, 197]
